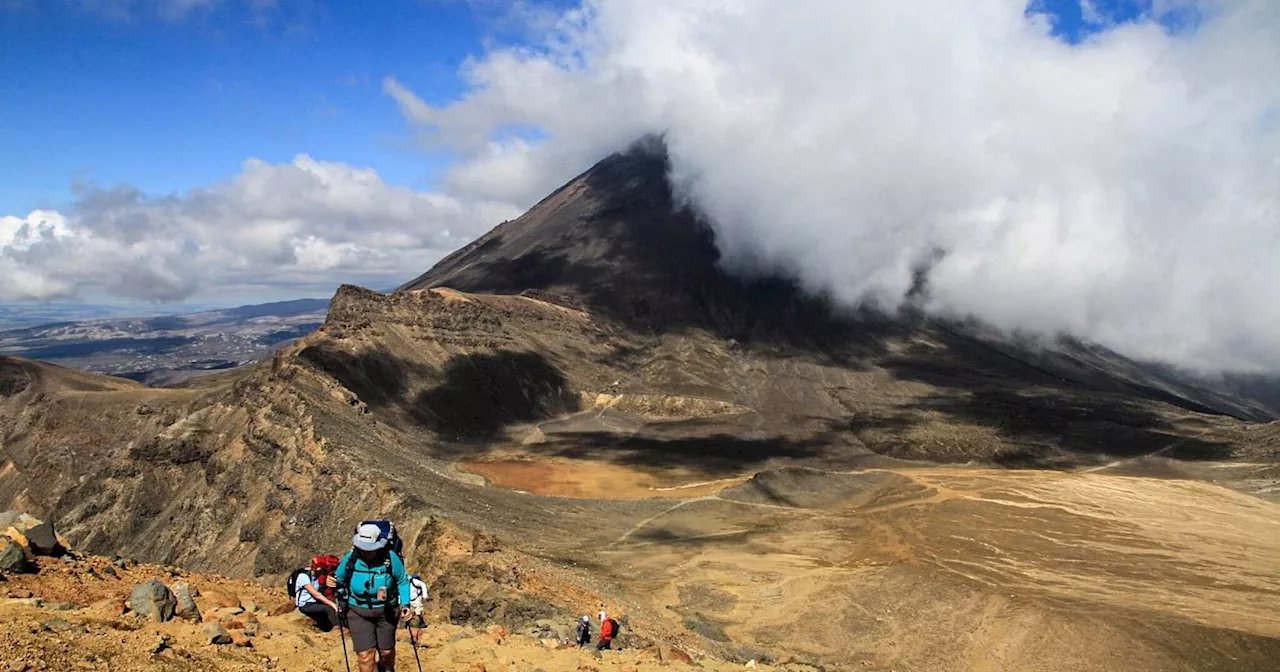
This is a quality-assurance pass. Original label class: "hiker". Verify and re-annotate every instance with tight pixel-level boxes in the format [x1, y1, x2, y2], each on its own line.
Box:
[407, 573, 429, 628]
[330, 521, 413, 672]
[596, 612, 616, 650]
[290, 563, 341, 632]
[576, 615, 592, 647]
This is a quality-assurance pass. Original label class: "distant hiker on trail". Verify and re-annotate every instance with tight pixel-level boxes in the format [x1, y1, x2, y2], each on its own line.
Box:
[597, 612, 618, 650]
[407, 573, 429, 628]
[288, 561, 341, 632]
[576, 615, 592, 647]
[330, 520, 413, 672]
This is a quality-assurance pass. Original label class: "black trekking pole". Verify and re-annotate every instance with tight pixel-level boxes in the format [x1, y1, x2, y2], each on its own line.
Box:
[336, 595, 352, 672]
[409, 622, 424, 665]
[338, 619, 352, 672]
[406, 621, 424, 672]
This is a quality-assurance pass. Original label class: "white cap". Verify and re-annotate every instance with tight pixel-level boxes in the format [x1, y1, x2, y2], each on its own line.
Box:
[352, 523, 387, 551]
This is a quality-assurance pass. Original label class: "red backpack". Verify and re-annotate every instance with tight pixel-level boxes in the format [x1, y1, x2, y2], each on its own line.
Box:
[311, 554, 340, 599]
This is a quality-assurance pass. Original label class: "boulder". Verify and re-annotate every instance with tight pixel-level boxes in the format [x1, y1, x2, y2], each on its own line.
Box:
[203, 621, 232, 645]
[231, 631, 253, 647]
[171, 582, 201, 622]
[21, 521, 61, 556]
[127, 579, 177, 622]
[0, 538, 32, 573]
[0, 512, 69, 557]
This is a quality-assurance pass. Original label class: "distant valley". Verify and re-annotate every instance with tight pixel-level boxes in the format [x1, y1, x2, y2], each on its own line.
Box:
[0, 298, 328, 385]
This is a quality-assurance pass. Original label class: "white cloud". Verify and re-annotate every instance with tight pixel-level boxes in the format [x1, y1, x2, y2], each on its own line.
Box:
[0, 156, 521, 303]
[382, 0, 1280, 373]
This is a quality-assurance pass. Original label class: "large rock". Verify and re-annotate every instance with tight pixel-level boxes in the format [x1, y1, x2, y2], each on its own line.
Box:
[171, 582, 201, 621]
[21, 521, 60, 556]
[128, 579, 177, 622]
[203, 621, 232, 645]
[0, 511, 68, 557]
[0, 537, 32, 573]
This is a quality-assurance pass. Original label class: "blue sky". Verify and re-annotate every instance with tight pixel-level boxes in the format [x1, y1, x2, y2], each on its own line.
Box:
[0, 0, 1170, 218]
[0, 0, 498, 216]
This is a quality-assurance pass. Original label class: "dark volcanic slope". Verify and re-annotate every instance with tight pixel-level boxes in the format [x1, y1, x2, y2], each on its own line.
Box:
[402, 136, 1275, 423]
[400, 136, 882, 352]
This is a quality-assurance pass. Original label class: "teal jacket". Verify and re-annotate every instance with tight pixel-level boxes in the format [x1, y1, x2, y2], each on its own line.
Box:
[335, 550, 411, 610]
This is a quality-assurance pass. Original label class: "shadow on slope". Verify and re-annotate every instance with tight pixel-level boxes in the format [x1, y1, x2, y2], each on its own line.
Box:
[296, 344, 423, 408]
[849, 385, 1235, 467]
[531, 430, 831, 476]
[408, 351, 577, 442]
[297, 344, 577, 443]
[438, 412, 855, 477]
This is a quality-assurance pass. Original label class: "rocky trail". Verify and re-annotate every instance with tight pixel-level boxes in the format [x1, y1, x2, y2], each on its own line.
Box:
[0, 555, 788, 672]
[0, 514, 787, 672]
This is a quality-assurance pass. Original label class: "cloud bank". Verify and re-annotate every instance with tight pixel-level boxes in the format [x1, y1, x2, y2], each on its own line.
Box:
[0, 156, 520, 303]
[385, 0, 1280, 372]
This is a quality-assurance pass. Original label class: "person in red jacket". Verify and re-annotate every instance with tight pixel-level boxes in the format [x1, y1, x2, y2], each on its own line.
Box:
[596, 613, 616, 650]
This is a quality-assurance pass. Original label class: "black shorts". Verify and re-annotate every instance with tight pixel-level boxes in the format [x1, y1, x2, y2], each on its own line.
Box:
[346, 606, 397, 652]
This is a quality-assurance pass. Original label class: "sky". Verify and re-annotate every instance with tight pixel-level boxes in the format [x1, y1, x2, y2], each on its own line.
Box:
[2, 1, 1278, 372]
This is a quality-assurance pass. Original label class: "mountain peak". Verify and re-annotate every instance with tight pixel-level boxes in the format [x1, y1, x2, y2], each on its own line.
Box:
[399, 136, 875, 349]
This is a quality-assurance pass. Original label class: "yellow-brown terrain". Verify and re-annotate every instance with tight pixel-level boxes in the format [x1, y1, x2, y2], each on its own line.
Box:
[2, 138, 1279, 670]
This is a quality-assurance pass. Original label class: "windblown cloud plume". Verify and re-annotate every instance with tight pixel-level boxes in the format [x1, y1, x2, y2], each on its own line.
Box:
[386, 0, 1280, 371]
[0, 156, 519, 303]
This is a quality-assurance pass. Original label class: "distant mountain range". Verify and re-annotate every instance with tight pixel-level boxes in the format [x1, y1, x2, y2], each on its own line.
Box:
[0, 298, 328, 385]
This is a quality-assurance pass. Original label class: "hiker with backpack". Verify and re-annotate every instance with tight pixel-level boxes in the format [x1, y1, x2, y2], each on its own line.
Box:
[329, 520, 413, 672]
[576, 615, 592, 647]
[597, 613, 620, 650]
[288, 556, 342, 632]
[407, 573, 429, 628]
